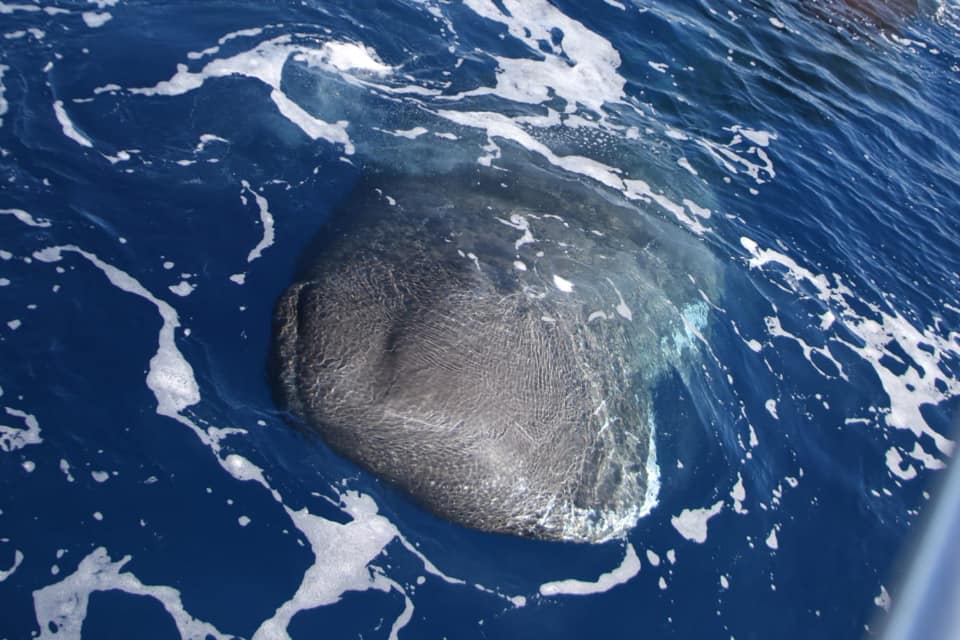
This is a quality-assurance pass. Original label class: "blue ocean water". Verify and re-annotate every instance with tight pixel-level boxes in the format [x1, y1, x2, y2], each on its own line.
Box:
[1, 0, 958, 638]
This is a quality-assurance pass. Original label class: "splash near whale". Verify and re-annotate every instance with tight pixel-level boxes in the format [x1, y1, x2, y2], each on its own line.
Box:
[271, 164, 720, 542]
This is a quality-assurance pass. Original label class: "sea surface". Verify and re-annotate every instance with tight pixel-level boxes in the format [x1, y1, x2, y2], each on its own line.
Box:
[1, 0, 959, 638]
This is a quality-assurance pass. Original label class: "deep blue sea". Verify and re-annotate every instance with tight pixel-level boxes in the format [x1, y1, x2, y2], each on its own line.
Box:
[1, 0, 959, 638]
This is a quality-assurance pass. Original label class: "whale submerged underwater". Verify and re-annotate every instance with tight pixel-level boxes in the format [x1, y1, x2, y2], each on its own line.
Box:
[270, 161, 723, 543]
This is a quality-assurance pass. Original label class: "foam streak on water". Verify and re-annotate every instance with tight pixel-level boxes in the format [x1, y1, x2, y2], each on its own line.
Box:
[670, 501, 725, 544]
[0, 208, 51, 227]
[0, 63, 8, 128]
[740, 236, 959, 466]
[0, 407, 42, 453]
[459, 0, 625, 112]
[32, 548, 230, 640]
[129, 36, 365, 154]
[241, 180, 276, 263]
[539, 543, 640, 596]
[32, 246, 202, 426]
[52, 101, 93, 148]
[0, 549, 23, 582]
[252, 495, 401, 640]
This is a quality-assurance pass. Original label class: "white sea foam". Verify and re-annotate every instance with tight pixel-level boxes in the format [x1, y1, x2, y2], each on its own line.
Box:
[0, 208, 51, 227]
[908, 441, 946, 470]
[252, 492, 406, 640]
[436, 108, 709, 235]
[885, 447, 918, 480]
[427, 0, 721, 235]
[730, 472, 747, 514]
[59, 459, 75, 482]
[539, 544, 640, 596]
[396, 536, 466, 586]
[120, 20, 725, 239]
[93, 83, 121, 94]
[677, 157, 697, 175]
[741, 237, 958, 466]
[5, 28, 45, 40]
[0, 407, 42, 452]
[241, 181, 275, 262]
[103, 149, 131, 164]
[0, 64, 8, 127]
[168, 281, 195, 297]
[438, 110, 621, 187]
[220, 453, 420, 638]
[639, 415, 661, 518]
[81, 11, 111, 28]
[303, 41, 392, 74]
[53, 101, 93, 148]
[764, 314, 846, 379]
[132, 36, 357, 153]
[683, 199, 711, 220]
[0, 3, 40, 14]
[33, 547, 230, 640]
[0, 549, 23, 582]
[874, 585, 891, 611]
[765, 526, 779, 550]
[222, 454, 272, 492]
[188, 27, 265, 60]
[671, 500, 724, 543]
[387, 126, 428, 139]
[270, 90, 353, 153]
[697, 129, 777, 185]
[729, 125, 776, 148]
[624, 178, 708, 234]
[460, 0, 625, 113]
[194, 133, 227, 153]
[765, 398, 779, 419]
[32, 246, 201, 428]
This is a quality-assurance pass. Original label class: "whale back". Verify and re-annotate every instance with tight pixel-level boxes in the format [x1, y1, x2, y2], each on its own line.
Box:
[272, 165, 718, 541]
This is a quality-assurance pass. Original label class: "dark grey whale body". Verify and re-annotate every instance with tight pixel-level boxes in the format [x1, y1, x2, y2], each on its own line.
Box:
[272, 165, 718, 542]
